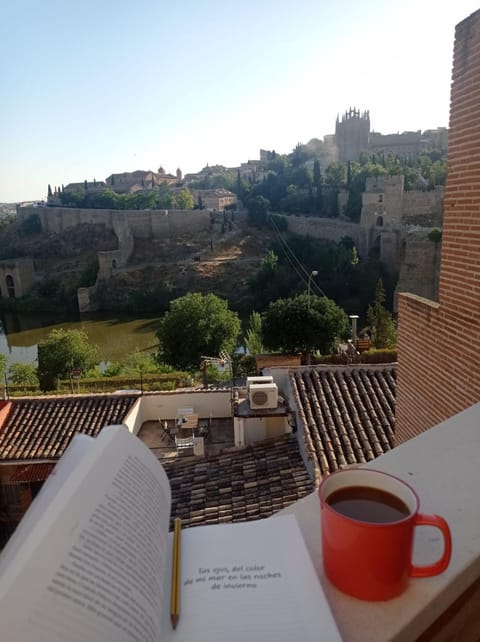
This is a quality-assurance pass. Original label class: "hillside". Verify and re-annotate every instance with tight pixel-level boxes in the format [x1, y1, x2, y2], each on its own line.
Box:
[93, 221, 276, 313]
[0, 214, 277, 313]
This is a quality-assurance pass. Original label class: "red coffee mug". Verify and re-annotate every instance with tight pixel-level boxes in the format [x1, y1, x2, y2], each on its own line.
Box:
[319, 468, 452, 601]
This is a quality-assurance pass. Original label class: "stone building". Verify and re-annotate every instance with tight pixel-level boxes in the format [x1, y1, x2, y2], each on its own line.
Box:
[334, 109, 448, 162]
[193, 189, 238, 210]
[395, 9, 480, 440]
[334, 108, 370, 162]
[357, 174, 444, 283]
[368, 130, 428, 157]
[0, 259, 36, 299]
[105, 169, 178, 193]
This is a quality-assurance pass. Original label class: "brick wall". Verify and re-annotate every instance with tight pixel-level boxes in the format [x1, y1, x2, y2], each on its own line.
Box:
[396, 9, 480, 442]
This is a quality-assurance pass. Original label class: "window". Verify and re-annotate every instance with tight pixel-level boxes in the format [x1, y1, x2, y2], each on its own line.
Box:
[5, 274, 15, 298]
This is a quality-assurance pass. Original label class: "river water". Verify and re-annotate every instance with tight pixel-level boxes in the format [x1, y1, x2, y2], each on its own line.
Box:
[0, 312, 162, 367]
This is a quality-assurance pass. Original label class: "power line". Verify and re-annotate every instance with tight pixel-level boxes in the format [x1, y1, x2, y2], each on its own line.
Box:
[268, 215, 328, 297]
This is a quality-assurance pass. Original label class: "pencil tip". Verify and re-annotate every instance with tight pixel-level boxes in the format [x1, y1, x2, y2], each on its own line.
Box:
[171, 614, 179, 629]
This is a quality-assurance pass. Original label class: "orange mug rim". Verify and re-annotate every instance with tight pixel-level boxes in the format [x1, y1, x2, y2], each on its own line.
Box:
[319, 467, 421, 527]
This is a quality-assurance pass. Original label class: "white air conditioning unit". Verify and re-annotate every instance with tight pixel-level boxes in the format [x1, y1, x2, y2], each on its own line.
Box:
[249, 383, 278, 410]
[246, 376, 274, 389]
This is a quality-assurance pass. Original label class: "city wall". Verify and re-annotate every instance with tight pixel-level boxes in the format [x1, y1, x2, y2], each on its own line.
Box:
[285, 215, 362, 246]
[18, 206, 211, 239]
[402, 188, 444, 226]
[13, 203, 442, 312]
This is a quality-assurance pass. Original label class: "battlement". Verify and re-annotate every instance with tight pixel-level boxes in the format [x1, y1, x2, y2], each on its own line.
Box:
[336, 107, 370, 123]
[365, 175, 405, 193]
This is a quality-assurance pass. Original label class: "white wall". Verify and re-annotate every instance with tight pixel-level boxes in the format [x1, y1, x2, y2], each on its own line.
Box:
[123, 398, 143, 435]
[135, 390, 232, 424]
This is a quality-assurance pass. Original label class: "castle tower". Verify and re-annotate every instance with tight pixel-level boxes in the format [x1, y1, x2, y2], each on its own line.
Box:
[335, 108, 370, 162]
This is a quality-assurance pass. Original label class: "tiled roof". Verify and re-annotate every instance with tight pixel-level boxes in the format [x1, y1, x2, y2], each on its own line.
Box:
[0, 395, 138, 461]
[289, 364, 396, 483]
[163, 436, 313, 530]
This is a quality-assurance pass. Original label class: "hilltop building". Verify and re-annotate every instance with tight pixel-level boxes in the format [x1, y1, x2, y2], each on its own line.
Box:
[105, 168, 180, 193]
[46, 168, 183, 205]
[334, 108, 448, 162]
[192, 188, 238, 211]
[334, 108, 371, 162]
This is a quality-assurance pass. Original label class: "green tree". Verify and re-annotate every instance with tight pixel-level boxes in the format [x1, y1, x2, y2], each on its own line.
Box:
[37, 328, 98, 390]
[244, 311, 264, 356]
[173, 189, 194, 209]
[123, 349, 159, 375]
[367, 279, 397, 348]
[325, 163, 346, 191]
[312, 159, 324, 214]
[8, 363, 39, 386]
[79, 259, 99, 287]
[262, 293, 349, 362]
[156, 293, 241, 371]
[122, 348, 160, 391]
[247, 250, 297, 311]
[0, 354, 6, 383]
[103, 362, 123, 377]
[247, 195, 270, 227]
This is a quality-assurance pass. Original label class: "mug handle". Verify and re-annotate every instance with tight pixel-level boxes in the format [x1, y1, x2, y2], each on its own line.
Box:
[409, 513, 452, 578]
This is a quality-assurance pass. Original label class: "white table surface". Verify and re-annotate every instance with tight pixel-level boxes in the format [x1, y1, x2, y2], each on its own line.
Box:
[280, 402, 480, 642]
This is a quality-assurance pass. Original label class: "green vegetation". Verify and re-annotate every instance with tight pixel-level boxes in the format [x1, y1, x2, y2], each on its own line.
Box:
[261, 293, 350, 362]
[19, 214, 42, 235]
[156, 293, 241, 371]
[244, 312, 264, 356]
[0, 354, 6, 382]
[230, 148, 447, 221]
[37, 328, 99, 391]
[0, 275, 399, 397]
[8, 363, 39, 386]
[428, 227, 442, 242]
[79, 259, 99, 287]
[57, 185, 194, 210]
[367, 279, 397, 349]
[0, 215, 15, 230]
[247, 237, 393, 318]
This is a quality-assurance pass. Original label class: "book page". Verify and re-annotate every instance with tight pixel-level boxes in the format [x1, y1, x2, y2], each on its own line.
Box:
[0, 434, 95, 573]
[160, 514, 342, 642]
[0, 425, 171, 642]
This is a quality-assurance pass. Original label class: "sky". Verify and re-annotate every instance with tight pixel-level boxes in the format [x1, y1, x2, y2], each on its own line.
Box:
[1, 0, 479, 203]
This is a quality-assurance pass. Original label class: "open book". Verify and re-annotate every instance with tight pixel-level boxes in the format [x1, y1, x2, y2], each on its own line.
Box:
[0, 425, 341, 642]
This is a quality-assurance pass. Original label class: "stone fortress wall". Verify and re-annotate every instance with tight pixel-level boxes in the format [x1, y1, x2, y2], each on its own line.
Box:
[17, 206, 211, 239]
[12, 206, 213, 311]
[285, 216, 363, 246]
[286, 175, 443, 298]
[0, 258, 36, 299]
[7, 182, 443, 311]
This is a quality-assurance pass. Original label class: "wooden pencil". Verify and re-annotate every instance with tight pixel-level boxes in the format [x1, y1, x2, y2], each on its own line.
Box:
[170, 517, 182, 630]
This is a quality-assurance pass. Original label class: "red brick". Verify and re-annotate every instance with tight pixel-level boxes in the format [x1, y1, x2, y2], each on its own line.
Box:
[396, 9, 480, 441]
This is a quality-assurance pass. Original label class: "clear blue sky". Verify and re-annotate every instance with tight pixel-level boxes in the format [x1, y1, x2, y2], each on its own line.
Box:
[1, 0, 478, 202]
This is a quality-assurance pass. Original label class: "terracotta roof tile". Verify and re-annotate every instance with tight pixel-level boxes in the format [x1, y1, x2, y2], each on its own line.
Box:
[289, 364, 396, 484]
[0, 395, 138, 461]
[163, 435, 313, 530]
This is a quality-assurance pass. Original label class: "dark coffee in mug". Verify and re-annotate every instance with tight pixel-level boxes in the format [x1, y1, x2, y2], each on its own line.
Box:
[326, 485, 411, 523]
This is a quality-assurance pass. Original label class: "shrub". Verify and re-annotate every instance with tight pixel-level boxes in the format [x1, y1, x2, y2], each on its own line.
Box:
[428, 228, 442, 243]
